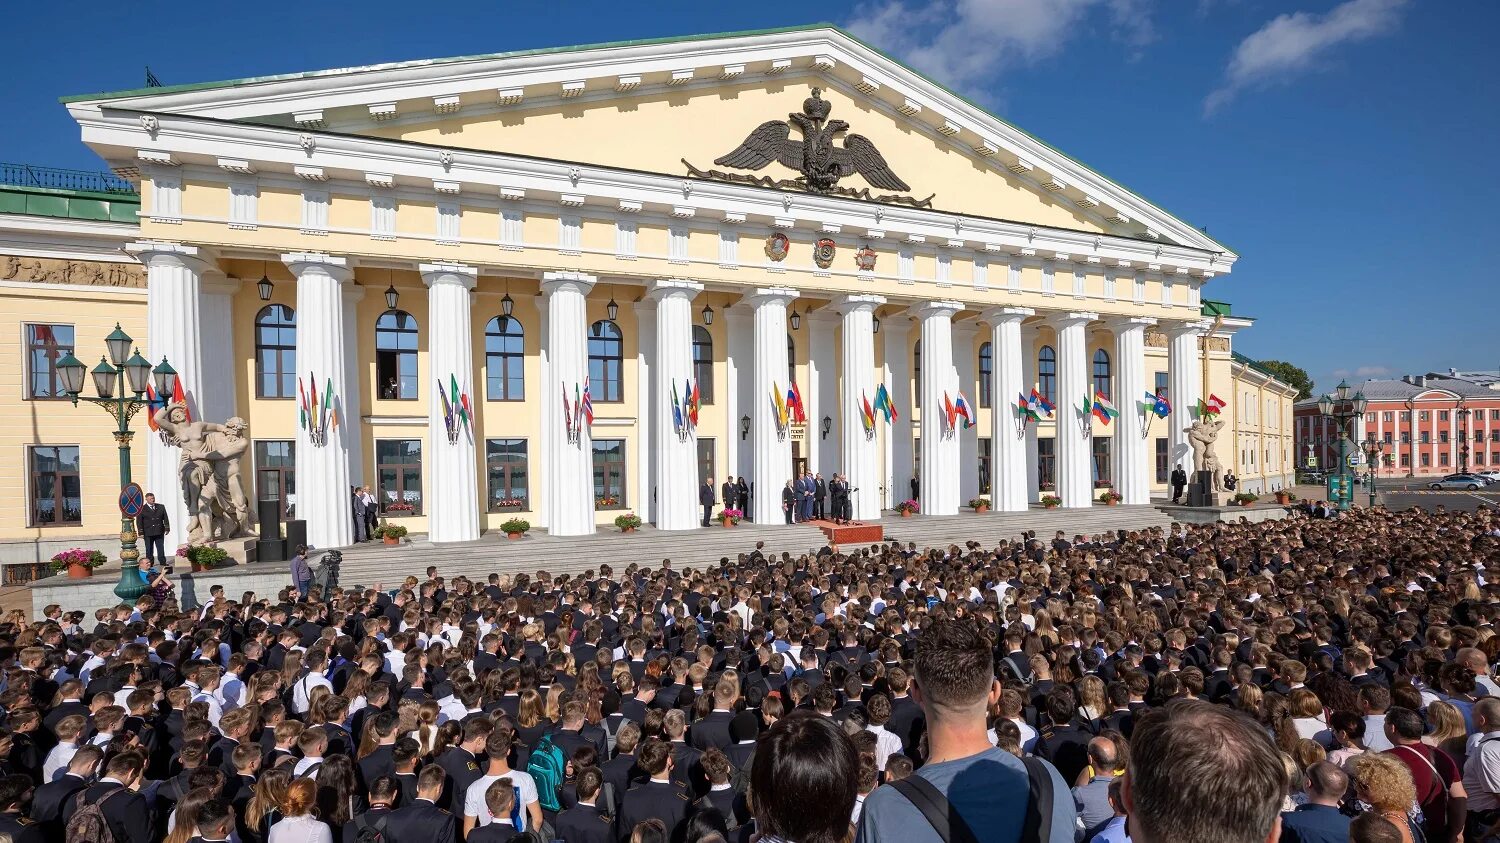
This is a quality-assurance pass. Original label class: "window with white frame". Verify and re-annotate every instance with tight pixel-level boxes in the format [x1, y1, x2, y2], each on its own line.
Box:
[151, 173, 182, 222]
[559, 214, 581, 255]
[228, 182, 258, 228]
[718, 229, 738, 267]
[500, 209, 524, 250]
[370, 196, 396, 239]
[668, 226, 689, 263]
[436, 201, 461, 244]
[615, 220, 637, 258]
[301, 188, 329, 233]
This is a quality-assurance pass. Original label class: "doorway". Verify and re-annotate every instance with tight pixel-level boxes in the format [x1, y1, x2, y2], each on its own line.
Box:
[792, 442, 808, 480]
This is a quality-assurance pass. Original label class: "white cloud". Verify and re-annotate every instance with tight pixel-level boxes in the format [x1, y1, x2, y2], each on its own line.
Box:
[1331, 365, 1393, 379]
[845, 0, 1158, 95]
[1204, 0, 1409, 114]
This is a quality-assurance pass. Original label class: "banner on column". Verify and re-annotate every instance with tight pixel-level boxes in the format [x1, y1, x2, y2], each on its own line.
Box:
[441, 374, 472, 445]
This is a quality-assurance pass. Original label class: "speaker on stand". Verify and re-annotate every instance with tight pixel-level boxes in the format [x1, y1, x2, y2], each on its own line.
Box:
[256, 500, 287, 563]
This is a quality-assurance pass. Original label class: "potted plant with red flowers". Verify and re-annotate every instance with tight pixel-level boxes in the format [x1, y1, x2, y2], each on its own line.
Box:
[1040, 494, 1062, 509]
[1097, 489, 1122, 506]
[49, 548, 107, 579]
[968, 497, 990, 514]
[715, 508, 743, 528]
[615, 513, 642, 534]
[501, 518, 530, 540]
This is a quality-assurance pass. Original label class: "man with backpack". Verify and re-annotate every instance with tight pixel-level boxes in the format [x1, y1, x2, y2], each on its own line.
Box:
[555, 767, 616, 843]
[463, 731, 542, 838]
[349, 776, 399, 843]
[62, 749, 153, 843]
[856, 619, 1076, 843]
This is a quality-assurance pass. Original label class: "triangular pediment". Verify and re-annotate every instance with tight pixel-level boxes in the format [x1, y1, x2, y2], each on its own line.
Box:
[63, 25, 1231, 256]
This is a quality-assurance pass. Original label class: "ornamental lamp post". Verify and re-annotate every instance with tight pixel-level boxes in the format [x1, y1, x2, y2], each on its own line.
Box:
[1457, 400, 1472, 475]
[1361, 435, 1387, 509]
[1315, 380, 1365, 512]
[56, 323, 176, 603]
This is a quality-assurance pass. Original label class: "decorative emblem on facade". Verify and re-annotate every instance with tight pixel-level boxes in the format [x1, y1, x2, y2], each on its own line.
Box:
[814, 238, 837, 269]
[683, 89, 934, 209]
[298, 134, 316, 154]
[854, 245, 878, 272]
[764, 232, 790, 262]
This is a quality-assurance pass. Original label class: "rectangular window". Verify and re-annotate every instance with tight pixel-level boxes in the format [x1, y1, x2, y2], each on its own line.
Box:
[697, 438, 716, 485]
[29, 445, 81, 526]
[1492, 430, 1500, 443]
[1156, 438, 1169, 483]
[718, 230, 738, 267]
[1400, 453, 1410, 467]
[301, 188, 329, 233]
[1476, 453, 1485, 465]
[1420, 431, 1430, 444]
[1439, 410, 1450, 421]
[936, 254, 951, 286]
[899, 249, 914, 283]
[615, 220, 637, 258]
[1038, 438, 1056, 489]
[25, 323, 75, 399]
[1492, 410, 1500, 421]
[1439, 453, 1450, 466]
[592, 439, 627, 508]
[973, 256, 988, 290]
[370, 196, 396, 239]
[1420, 452, 1431, 467]
[377, 439, 423, 515]
[1401, 432, 1411, 444]
[1383, 411, 1394, 423]
[1154, 371, 1169, 397]
[1400, 411, 1410, 421]
[151, 173, 182, 222]
[436, 201, 461, 244]
[254, 440, 295, 521]
[1440, 430, 1449, 444]
[1365, 413, 1376, 423]
[559, 215, 581, 255]
[1383, 432, 1392, 444]
[978, 437, 992, 494]
[668, 226, 688, 263]
[500, 209, 524, 250]
[486, 439, 529, 511]
[1041, 265, 1055, 296]
[229, 182, 258, 228]
[1093, 437, 1112, 486]
[1419, 410, 1430, 422]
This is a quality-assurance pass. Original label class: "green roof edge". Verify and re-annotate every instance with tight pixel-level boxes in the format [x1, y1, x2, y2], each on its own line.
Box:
[1232, 350, 1284, 383]
[0, 182, 139, 203]
[58, 21, 1235, 254]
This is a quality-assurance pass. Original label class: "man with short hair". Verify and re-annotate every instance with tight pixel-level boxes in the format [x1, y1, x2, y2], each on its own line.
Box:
[59, 750, 153, 843]
[385, 765, 455, 843]
[620, 738, 691, 842]
[463, 731, 540, 837]
[347, 777, 398, 843]
[1122, 700, 1286, 843]
[700, 477, 715, 528]
[857, 619, 1075, 842]
[136, 492, 171, 571]
[555, 766, 615, 843]
[1279, 761, 1352, 843]
[1384, 705, 1466, 843]
[1463, 697, 1500, 842]
[193, 798, 235, 843]
[1073, 737, 1120, 839]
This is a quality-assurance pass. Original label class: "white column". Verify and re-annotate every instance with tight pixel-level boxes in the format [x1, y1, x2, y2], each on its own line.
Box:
[1021, 324, 1040, 502]
[726, 304, 752, 486]
[283, 252, 354, 549]
[421, 263, 480, 543]
[197, 272, 239, 424]
[541, 271, 597, 537]
[128, 241, 211, 544]
[883, 318, 914, 512]
[649, 279, 704, 530]
[1110, 317, 1156, 505]
[808, 312, 838, 479]
[533, 294, 550, 530]
[1167, 321, 1208, 470]
[1051, 311, 1098, 509]
[914, 300, 964, 516]
[340, 286, 366, 488]
[982, 307, 1034, 512]
[835, 295, 884, 520]
[748, 288, 798, 524]
[633, 300, 657, 524]
[955, 324, 980, 504]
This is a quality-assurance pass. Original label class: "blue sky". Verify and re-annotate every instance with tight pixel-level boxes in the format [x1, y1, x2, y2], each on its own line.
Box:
[4, 0, 1495, 391]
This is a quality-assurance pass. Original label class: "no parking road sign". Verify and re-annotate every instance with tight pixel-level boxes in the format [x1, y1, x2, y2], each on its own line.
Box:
[118, 482, 145, 518]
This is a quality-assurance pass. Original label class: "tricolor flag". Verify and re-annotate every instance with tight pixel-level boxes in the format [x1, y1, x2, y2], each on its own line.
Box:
[688, 379, 700, 426]
[1147, 391, 1171, 419]
[439, 380, 454, 430]
[1018, 392, 1041, 423]
[146, 383, 164, 431]
[307, 371, 318, 429]
[860, 392, 877, 433]
[788, 382, 807, 424]
[561, 380, 573, 433]
[581, 378, 594, 427]
[954, 391, 975, 429]
[574, 383, 583, 434]
[1092, 390, 1119, 425]
[671, 381, 685, 434]
[1205, 393, 1227, 415]
[1030, 387, 1055, 417]
[450, 375, 468, 429]
[874, 383, 898, 423]
[942, 391, 957, 432]
[324, 377, 338, 430]
[1081, 392, 1096, 420]
[172, 375, 191, 422]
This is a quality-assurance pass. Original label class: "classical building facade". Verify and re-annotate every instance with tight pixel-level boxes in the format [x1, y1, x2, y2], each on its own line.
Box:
[3, 26, 1297, 568]
[1295, 377, 1500, 478]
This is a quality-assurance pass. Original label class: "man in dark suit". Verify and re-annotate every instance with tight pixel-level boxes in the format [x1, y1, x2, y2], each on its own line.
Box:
[721, 476, 738, 512]
[813, 473, 827, 520]
[59, 751, 153, 843]
[700, 477, 716, 527]
[347, 777, 399, 843]
[1170, 466, 1188, 504]
[555, 768, 615, 843]
[384, 766, 455, 843]
[1279, 761, 1352, 843]
[620, 740, 692, 843]
[29, 745, 97, 840]
[688, 682, 736, 751]
[136, 492, 171, 571]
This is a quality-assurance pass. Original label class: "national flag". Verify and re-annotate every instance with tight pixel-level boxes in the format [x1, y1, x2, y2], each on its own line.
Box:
[307, 371, 318, 429]
[954, 392, 975, 429]
[1018, 392, 1040, 423]
[1030, 387, 1055, 417]
[1082, 392, 1096, 420]
[581, 377, 594, 427]
[789, 382, 807, 424]
[172, 375, 191, 422]
[574, 383, 583, 433]
[450, 375, 468, 428]
[874, 383, 898, 423]
[459, 382, 473, 429]
[1093, 390, 1119, 425]
[325, 377, 338, 430]
[439, 379, 454, 431]
[688, 379, 700, 426]
[671, 381, 684, 433]
[773, 382, 788, 427]
[146, 384, 163, 431]
[1147, 391, 1171, 419]
[561, 380, 573, 433]
[943, 391, 957, 432]
[860, 392, 877, 432]
[1205, 393, 1226, 414]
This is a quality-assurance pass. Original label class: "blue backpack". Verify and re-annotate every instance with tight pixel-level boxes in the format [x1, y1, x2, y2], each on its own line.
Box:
[526, 734, 566, 812]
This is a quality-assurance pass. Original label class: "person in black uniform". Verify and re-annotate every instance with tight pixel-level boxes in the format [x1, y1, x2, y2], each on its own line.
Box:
[734, 477, 749, 518]
[59, 751, 153, 843]
[193, 798, 236, 843]
[30, 744, 97, 840]
[383, 766, 456, 843]
[781, 481, 797, 525]
[699, 477, 716, 528]
[1170, 466, 1188, 503]
[619, 739, 692, 843]
[436, 720, 492, 815]
[721, 476, 738, 512]
[813, 473, 827, 520]
[346, 777, 399, 843]
[0, 774, 45, 843]
[555, 768, 615, 843]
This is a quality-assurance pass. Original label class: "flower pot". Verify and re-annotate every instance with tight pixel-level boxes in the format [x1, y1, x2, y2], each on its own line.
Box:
[66, 562, 93, 579]
[1043, 503, 1059, 509]
[721, 521, 734, 528]
[383, 535, 399, 546]
[191, 560, 208, 572]
[974, 505, 989, 514]
[900, 511, 912, 518]
[506, 532, 524, 540]
[621, 527, 636, 534]
[1275, 494, 1291, 504]
[1106, 499, 1119, 506]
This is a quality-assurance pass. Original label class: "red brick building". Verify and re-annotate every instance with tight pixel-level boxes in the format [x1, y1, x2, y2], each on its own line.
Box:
[1294, 376, 1500, 478]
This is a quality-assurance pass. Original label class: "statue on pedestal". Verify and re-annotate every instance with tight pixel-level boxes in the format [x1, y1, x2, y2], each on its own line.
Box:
[153, 403, 253, 544]
[1187, 416, 1226, 492]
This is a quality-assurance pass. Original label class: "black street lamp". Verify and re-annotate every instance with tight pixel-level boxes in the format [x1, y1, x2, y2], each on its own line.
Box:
[1457, 400, 1472, 475]
[1361, 435, 1387, 509]
[740, 415, 751, 440]
[384, 284, 400, 310]
[1316, 379, 1366, 511]
[500, 292, 514, 317]
[55, 323, 176, 603]
[821, 415, 833, 440]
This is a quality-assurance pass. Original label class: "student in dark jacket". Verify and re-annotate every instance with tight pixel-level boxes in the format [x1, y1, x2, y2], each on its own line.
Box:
[619, 740, 692, 843]
[59, 751, 154, 843]
[343, 777, 398, 843]
[383, 766, 456, 843]
[28, 745, 98, 841]
[556, 768, 616, 843]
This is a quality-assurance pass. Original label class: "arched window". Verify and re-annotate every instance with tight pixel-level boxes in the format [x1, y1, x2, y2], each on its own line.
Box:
[485, 316, 524, 401]
[1093, 349, 1111, 398]
[589, 320, 623, 402]
[376, 311, 419, 400]
[693, 326, 714, 404]
[978, 342, 993, 408]
[254, 304, 296, 399]
[787, 334, 797, 385]
[1038, 345, 1056, 405]
[913, 339, 922, 401]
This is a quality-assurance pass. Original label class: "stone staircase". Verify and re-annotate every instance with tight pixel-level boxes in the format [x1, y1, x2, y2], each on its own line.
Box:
[332, 504, 1175, 584]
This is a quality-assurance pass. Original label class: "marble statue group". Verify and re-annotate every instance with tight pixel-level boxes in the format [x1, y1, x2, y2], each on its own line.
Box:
[153, 403, 253, 545]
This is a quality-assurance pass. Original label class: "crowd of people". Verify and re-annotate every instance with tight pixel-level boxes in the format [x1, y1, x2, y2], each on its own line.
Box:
[1, 502, 1499, 843]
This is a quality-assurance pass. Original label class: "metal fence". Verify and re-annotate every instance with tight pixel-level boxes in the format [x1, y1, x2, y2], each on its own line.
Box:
[0, 162, 137, 195]
[2, 562, 56, 587]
